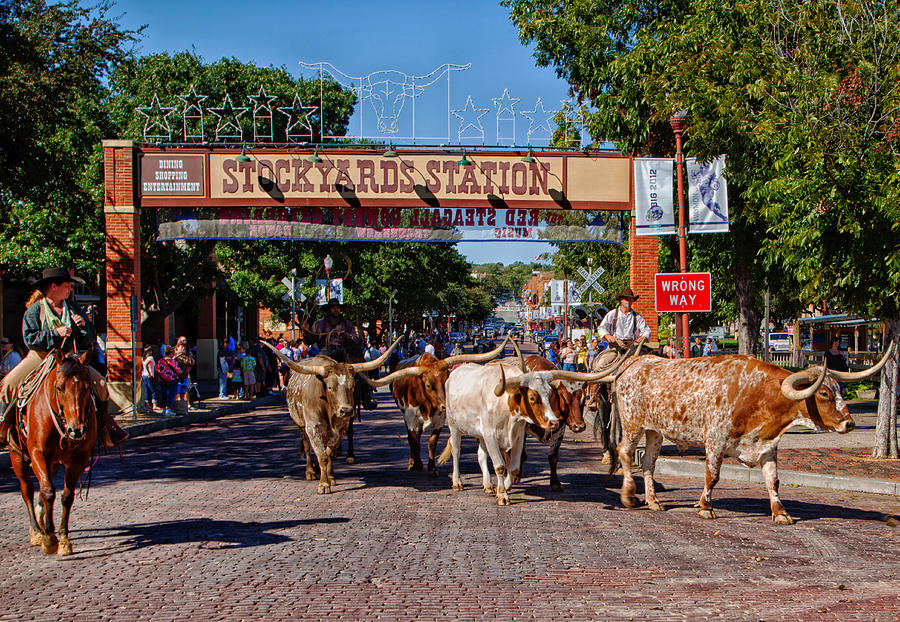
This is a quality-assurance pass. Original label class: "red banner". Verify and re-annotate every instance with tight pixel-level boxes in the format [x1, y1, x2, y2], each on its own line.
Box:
[655, 273, 712, 312]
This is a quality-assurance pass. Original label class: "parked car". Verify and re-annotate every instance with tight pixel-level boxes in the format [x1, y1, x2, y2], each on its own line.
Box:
[767, 332, 792, 352]
[450, 332, 467, 344]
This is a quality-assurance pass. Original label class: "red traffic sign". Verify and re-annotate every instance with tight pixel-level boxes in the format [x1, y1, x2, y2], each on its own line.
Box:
[655, 272, 712, 312]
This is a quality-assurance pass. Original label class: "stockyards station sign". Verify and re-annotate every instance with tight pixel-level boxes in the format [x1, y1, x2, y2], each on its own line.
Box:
[140, 149, 633, 243]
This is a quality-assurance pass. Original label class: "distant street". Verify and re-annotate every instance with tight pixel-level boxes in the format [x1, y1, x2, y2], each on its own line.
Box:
[1, 389, 899, 620]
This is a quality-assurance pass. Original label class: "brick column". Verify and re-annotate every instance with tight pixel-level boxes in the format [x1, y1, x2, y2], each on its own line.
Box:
[629, 215, 659, 343]
[102, 139, 141, 413]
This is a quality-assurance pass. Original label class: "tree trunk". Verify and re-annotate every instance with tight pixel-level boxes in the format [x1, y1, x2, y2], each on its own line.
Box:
[734, 256, 760, 356]
[872, 317, 899, 459]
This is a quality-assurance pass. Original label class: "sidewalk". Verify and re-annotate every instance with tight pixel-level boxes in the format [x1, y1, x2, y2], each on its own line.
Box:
[0, 392, 286, 470]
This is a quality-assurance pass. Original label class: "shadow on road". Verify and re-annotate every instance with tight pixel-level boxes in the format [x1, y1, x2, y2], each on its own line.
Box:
[79, 517, 349, 551]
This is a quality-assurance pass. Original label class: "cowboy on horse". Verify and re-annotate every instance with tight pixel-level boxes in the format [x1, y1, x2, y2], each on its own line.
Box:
[0, 267, 128, 451]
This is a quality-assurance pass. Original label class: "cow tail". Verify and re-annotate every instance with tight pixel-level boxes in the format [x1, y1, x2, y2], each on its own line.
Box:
[436, 438, 453, 465]
[606, 391, 620, 476]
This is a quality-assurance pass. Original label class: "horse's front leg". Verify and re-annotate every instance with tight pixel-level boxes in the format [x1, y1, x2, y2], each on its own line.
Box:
[32, 453, 58, 554]
[10, 452, 42, 546]
[57, 459, 88, 556]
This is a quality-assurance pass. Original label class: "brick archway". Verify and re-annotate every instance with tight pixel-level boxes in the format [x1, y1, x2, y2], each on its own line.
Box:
[101, 139, 658, 410]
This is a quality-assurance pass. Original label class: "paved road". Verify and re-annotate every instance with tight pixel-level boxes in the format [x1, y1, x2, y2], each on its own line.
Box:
[1, 396, 899, 621]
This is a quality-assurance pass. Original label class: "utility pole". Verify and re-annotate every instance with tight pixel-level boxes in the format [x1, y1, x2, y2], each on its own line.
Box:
[670, 111, 691, 358]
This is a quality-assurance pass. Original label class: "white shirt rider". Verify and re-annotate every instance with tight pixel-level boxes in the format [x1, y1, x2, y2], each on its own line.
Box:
[600, 289, 651, 344]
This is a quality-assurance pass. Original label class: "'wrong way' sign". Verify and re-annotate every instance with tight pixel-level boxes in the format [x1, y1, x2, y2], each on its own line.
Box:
[655, 272, 712, 312]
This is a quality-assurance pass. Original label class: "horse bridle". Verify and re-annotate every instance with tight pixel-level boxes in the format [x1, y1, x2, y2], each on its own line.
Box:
[42, 364, 95, 445]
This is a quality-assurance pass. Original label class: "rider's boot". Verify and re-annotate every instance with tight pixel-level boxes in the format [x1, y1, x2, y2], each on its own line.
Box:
[97, 400, 128, 447]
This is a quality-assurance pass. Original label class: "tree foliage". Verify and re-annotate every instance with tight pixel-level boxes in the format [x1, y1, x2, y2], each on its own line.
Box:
[0, 0, 138, 282]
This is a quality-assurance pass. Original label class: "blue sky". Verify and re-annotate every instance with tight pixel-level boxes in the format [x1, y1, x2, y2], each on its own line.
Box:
[115, 0, 568, 265]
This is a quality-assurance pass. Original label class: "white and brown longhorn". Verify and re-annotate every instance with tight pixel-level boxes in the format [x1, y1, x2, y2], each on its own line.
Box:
[264, 337, 400, 494]
[610, 344, 894, 524]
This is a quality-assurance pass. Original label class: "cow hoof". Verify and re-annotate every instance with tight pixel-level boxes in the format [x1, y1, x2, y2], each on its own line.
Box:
[305, 472, 317, 481]
[408, 462, 423, 472]
[57, 537, 72, 557]
[316, 483, 332, 494]
[483, 485, 495, 494]
[428, 468, 439, 479]
[648, 501, 666, 512]
[345, 456, 356, 464]
[41, 533, 59, 555]
[550, 481, 563, 492]
[621, 495, 638, 509]
[451, 482, 464, 491]
[327, 476, 336, 486]
[497, 493, 510, 506]
[698, 509, 717, 520]
[600, 453, 612, 465]
[30, 528, 42, 547]
[773, 513, 794, 526]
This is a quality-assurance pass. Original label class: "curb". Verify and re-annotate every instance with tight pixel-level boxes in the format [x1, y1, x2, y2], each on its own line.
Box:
[0, 393, 286, 470]
[654, 456, 900, 496]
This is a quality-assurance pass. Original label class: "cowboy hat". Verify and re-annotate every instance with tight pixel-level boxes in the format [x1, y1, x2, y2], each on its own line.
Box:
[35, 267, 85, 289]
[615, 287, 639, 301]
[326, 297, 342, 307]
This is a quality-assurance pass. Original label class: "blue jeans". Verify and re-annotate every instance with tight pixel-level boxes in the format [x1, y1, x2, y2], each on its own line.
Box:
[218, 373, 228, 398]
[141, 376, 156, 408]
[157, 380, 177, 409]
[562, 362, 577, 372]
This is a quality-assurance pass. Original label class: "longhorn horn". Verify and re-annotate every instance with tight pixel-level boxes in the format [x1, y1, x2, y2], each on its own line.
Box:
[781, 362, 828, 401]
[549, 368, 618, 385]
[262, 341, 327, 376]
[827, 342, 895, 382]
[493, 361, 524, 396]
[348, 336, 402, 373]
[441, 334, 511, 367]
[363, 365, 426, 387]
[510, 337, 527, 372]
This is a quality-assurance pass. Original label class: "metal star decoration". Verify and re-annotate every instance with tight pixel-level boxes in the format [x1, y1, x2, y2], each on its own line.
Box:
[278, 94, 317, 143]
[492, 89, 520, 145]
[492, 88, 520, 117]
[248, 86, 278, 143]
[520, 98, 558, 143]
[451, 95, 490, 143]
[136, 94, 176, 141]
[176, 85, 208, 142]
[209, 93, 248, 142]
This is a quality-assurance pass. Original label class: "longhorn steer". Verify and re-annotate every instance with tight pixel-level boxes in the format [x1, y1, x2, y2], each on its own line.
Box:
[610, 346, 893, 524]
[264, 339, 398, 494]
[519, 355, 587, 491]
[365, 338, 510, 477]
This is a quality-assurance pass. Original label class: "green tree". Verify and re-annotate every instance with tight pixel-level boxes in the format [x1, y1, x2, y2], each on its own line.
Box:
[747, 1, 900, 457]
[504, 0, 803, 355]
[0, 0, 138, 282]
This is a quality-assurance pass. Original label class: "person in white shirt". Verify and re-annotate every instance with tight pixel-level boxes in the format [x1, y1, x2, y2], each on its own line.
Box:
[599, 287, 651, 351]
[424, 341, 436, 356]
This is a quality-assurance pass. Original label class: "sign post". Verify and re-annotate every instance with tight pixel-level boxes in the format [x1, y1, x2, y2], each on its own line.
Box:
[654, 273, 712, 313]
[281, 271, 307, 341]
[576, 263, 606, 336]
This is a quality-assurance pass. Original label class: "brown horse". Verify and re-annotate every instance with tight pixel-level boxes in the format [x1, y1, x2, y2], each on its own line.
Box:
[9, 350, 98, 556]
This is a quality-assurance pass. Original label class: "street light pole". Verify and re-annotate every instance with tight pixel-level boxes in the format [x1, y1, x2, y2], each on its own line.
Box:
[670, 111, 691, 358]
[290, 268, 296, 342]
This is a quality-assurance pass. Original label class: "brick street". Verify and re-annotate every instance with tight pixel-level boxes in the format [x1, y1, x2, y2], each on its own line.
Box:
[1, 398, 899, 622]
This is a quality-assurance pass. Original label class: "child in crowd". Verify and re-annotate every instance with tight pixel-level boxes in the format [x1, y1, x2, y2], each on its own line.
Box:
[155, 345, 180, 416]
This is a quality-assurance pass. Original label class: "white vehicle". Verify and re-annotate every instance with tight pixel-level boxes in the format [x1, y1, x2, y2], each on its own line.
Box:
[768, 332, 792, 352]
